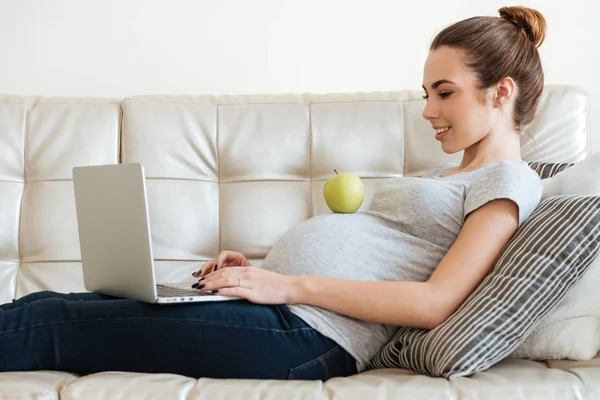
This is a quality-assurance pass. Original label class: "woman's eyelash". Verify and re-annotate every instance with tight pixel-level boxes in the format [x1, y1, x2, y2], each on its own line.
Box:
[422, 92, 452, 100]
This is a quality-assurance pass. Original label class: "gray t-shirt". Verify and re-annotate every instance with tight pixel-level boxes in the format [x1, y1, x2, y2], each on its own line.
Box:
[260, 160, 543, 371]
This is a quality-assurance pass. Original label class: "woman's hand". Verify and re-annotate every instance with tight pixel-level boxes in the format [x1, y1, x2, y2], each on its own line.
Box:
[193, 266, 300, 305]
[192, 250, 252, 278]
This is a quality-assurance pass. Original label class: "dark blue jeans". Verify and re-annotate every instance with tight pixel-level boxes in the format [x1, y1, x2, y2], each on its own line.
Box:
[0, 291, 357, 380]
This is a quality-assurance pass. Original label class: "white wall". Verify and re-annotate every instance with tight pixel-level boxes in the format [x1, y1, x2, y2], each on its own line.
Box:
[1, 0, 598, 153]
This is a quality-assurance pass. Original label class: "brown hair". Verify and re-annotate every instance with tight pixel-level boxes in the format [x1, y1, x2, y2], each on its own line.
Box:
[430, 6, 547, 131]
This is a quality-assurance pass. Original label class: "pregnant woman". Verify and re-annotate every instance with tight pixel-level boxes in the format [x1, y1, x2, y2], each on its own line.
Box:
[0, 6, 545, 380]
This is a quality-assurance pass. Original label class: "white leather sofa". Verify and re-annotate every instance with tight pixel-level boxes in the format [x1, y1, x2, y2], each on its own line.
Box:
[0, 85, 599, 399]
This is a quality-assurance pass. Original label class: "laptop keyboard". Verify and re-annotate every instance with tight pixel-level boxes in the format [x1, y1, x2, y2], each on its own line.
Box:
[156, 284, 210, 298]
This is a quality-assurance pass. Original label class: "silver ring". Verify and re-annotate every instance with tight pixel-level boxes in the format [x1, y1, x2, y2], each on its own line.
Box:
[238, 277, 242, 287]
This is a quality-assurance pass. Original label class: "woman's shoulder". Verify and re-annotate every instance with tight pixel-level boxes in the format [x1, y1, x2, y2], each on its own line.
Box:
[460, 160, 543, 229]
[470, 160, 543, 200]
[483, 160, 541, 183]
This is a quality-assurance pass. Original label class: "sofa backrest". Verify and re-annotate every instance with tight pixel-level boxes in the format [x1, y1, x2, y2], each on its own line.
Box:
[0, 85, 590, 301]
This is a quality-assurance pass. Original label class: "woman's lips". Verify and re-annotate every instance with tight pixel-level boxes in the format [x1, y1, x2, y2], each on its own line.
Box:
[435, 127, 450, 141]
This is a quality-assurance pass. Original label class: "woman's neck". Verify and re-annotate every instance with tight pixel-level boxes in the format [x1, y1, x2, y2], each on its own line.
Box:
[458, 131, 522, 171]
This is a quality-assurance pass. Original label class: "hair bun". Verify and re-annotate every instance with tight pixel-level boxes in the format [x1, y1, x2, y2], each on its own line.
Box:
[499, 6, 546, 48]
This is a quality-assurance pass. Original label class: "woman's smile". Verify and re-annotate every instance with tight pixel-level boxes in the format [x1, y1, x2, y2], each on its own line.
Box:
[435, 126, 451, 141]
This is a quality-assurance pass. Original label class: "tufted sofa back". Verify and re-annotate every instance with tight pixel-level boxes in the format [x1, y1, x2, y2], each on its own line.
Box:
[0, 86, 590, 302]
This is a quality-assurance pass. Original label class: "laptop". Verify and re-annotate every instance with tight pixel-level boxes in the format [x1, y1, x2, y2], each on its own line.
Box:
[72, 163, 241, 304]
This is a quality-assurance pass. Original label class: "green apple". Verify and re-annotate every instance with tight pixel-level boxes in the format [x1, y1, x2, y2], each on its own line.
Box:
[323, 169, 364, 213]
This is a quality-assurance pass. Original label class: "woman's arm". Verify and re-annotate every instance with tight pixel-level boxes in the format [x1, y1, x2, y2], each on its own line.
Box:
[290, 198, 520, 329]
[200, 198, 519, 329]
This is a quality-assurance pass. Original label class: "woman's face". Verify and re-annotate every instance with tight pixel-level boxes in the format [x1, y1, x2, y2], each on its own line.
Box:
[421, 46, 499, 154]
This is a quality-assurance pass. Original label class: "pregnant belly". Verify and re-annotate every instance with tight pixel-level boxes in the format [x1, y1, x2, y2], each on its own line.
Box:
[261, 213, 442, 282]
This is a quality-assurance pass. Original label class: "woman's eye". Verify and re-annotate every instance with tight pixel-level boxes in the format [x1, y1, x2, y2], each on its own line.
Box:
[439, 92, 452, 99]
[422, 94, 429, 100]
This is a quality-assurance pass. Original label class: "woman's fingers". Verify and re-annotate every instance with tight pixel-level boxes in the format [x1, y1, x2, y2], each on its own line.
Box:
[215, 252, 230, 268]
[197, 267, 252, 291]
[192, 257, 228, 278]
[192, 261, 216, 278]
[203, 275, 240, 291]
[192, 250, 248, 278]
[216, 250, 244, 268]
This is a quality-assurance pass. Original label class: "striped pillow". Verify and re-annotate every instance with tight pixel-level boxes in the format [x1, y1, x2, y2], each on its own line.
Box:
[528, 161, 574, 179]
[367, 195, 600, 379]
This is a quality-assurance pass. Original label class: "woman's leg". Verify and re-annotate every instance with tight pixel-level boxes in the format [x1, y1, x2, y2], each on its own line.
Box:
[0, 291, 116, 311]
[0, 292, 357, 380]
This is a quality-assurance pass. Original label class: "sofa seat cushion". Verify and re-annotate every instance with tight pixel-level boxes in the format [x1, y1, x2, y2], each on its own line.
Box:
[0, 371, 78, 400]
[60, 371, 196, 399]
[3, 355, 595, 400]
[331, 356, 600, 400]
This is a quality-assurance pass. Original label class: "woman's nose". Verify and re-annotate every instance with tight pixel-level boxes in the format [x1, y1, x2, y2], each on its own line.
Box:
[422, 99, 438, 121]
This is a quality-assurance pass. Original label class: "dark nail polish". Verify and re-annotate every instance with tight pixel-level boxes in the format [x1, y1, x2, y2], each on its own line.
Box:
[192, 272, 197, 276]
[198, 284, 205, 289]
[199, 277, 205, 282]
[214, 265, 219, 271]
[211, 290, 219, 294]
[191, 283, 198, 289]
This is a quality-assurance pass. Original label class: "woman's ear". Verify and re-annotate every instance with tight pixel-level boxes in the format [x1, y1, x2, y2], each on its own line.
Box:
[494, 77, 516, 107]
